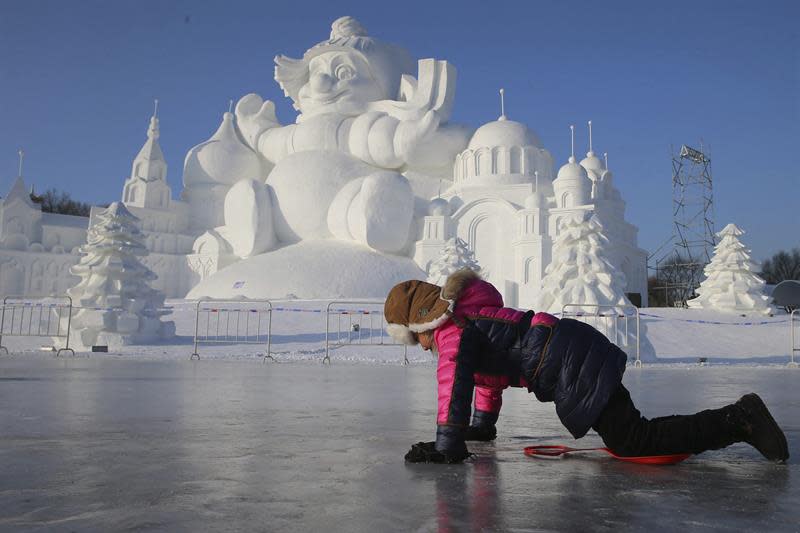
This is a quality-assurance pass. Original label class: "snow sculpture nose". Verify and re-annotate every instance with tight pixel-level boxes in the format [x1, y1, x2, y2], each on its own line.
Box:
[310, 72, 334, 94]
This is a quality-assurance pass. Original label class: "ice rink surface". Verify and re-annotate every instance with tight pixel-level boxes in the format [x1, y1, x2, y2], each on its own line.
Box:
[0, 357, 798, 532]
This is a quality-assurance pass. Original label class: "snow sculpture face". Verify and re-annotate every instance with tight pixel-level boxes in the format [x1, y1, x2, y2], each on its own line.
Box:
[274, 16, 415, 118]
[297, 51, 385, 118]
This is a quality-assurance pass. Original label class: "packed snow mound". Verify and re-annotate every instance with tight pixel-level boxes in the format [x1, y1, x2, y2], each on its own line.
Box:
[187, 239, 426, 300]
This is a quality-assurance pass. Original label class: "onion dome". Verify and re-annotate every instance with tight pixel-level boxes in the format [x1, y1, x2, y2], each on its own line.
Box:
[556, 156, 589, 181]
[428, 197, 450, 216]
[182, 112, 264, 187]
[579, 150, 605, 176]
[553, 156, 591, 207]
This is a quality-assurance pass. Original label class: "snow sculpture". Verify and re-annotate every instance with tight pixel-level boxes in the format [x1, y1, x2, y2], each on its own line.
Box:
[217, 179, 276, 258]
[216, 15, 467, 254]
[179, 17, 648, 303]
[68, 203, 175, 349]
[427, 237, 481, 286]
[535, 214, 631, 313]
[687, 223, 775, 315]
[182, 111, 265, 232]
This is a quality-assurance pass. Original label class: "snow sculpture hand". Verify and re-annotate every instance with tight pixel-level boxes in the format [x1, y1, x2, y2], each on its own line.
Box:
[235, 94, 279, 151]
[394, 109, 440, 161]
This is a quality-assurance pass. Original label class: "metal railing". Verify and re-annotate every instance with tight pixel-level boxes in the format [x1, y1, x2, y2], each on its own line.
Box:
[190, 299, 273, 361]
[0, 295, 75, 357]
[561, 304, 641, 367]
[325, 300, 408, 365]
[790, 309, 799, 368]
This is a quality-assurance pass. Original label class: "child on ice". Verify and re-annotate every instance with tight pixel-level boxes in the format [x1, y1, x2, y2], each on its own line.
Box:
[384, 269, 789, 464]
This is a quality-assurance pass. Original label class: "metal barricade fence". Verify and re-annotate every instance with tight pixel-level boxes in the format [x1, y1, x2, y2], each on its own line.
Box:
[790, 309, 799, 368]
[325, 300, 408, 365]
[190, 299, 273, 361]
[561, 304, 641, 367]
[0, 295, 75, 357]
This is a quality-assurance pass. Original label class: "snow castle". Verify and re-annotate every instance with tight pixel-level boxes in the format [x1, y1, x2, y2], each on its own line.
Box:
[0, 16, 648, 308]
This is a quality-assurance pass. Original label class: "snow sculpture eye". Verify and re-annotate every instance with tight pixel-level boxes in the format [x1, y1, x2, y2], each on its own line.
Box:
[335, 64, 355, 81]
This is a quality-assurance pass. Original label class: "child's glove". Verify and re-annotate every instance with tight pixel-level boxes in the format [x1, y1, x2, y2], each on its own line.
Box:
[404, 441, 471, 464]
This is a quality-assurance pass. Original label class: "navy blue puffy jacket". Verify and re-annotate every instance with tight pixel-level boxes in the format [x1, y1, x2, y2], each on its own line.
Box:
[525, 318, 628, 438]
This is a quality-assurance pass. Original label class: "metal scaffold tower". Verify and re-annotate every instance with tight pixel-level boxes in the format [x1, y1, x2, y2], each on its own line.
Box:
[651, 144, 716, 307]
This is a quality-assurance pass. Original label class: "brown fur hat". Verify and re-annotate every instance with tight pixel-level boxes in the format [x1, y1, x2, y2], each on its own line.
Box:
[384, 269, 480, 345]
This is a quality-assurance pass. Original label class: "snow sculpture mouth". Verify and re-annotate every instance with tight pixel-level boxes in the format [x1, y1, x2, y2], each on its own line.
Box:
[305, 89, 348, 105]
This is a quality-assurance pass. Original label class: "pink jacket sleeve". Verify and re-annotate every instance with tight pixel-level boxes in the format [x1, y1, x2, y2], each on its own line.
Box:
[434, 322, 470, 426]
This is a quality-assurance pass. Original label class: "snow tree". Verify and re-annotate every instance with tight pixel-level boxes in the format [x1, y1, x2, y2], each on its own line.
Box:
[535, 214, 631, 314]
[427, 237, 481, 285]
[68, 202, 175, 348]
[687, 223, 774, 315]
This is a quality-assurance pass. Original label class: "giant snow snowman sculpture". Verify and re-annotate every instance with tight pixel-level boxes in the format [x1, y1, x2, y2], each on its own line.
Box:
[185, 16, 470, 299]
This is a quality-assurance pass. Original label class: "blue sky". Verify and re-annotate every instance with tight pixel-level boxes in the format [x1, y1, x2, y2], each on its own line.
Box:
[0, 0, 797, 262]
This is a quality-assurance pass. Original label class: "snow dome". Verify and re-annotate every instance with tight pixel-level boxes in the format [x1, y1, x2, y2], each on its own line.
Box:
[523, 191, 546, 209]
[554, 156, 592, 207]
[467, 117, 542, 150]
[453, 115, 553, 187]
[579, 151, 605, 176]
[428, 197, 451, 216]
[182, 112, 264, 187]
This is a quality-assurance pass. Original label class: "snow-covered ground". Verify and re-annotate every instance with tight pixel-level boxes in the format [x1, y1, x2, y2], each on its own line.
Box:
[3, 299, 797, 365]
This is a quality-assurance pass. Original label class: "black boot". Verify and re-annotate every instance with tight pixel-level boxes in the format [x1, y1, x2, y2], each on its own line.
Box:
[734, 393, 789, 462]
[465, 410, 498, 442]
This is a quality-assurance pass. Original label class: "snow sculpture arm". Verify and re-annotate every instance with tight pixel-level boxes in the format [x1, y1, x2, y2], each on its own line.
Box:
[346, 59, 457, 169]
[345, 109, 441, 169]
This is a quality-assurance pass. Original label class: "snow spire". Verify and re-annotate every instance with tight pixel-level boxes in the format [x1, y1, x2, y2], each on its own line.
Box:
[228, 99, 234, 113]
[147, 112, 160, 141]
[499, 88, 507, 121]
[570, 124, 575, 161]
[535, 170, 539, 192]
[2, 149, 34, 208]
[122, 104, 173, 208]
[604, 151, 608, 169]
[687, 223, 775, 315]
[130, 106, 166, 182]
[587, 120, 594, 155]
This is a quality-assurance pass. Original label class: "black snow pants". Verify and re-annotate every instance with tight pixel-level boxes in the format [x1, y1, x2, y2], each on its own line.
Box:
[591, 385, 745, 457]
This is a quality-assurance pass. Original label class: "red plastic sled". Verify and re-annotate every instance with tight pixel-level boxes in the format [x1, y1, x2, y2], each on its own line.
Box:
[524, 445, 691, 465]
